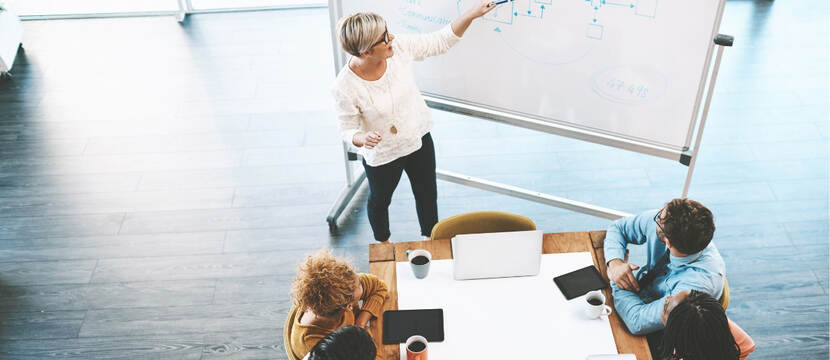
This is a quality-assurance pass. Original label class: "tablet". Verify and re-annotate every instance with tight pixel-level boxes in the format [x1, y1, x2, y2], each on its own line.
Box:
[553, 265, 609, 300]
[382, 309, 444, 344]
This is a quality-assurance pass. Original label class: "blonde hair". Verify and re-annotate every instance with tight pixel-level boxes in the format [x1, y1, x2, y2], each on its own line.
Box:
[291, 249, 358, 317]
[337, 12, 387, 57]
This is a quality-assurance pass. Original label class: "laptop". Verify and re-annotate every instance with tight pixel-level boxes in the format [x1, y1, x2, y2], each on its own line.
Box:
[451, 230, 543, 280]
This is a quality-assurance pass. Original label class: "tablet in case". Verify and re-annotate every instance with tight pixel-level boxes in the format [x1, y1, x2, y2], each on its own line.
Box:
[382, 309, 444, 344]
[553, 265, 609, 300]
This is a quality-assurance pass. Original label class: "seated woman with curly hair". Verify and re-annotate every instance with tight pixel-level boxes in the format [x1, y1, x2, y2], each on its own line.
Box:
[285, 250, 388, 360]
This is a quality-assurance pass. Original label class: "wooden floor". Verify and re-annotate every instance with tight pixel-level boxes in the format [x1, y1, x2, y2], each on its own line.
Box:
[0, 1, 826, 359]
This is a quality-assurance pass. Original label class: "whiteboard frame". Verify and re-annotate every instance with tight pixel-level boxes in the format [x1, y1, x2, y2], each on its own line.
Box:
[326, 0, 729, 226]
[684, 0, 729, 150]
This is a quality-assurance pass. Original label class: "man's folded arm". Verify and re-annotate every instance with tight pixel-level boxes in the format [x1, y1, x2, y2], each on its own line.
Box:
[612, 283, 667, 336]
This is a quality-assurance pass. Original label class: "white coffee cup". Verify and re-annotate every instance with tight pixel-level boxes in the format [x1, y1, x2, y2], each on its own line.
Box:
[406, 249, 432, 279]
[585, 290, 613, 319]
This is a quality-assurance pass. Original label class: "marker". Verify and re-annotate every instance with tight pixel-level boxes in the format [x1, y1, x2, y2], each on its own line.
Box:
[489, 0, 510, 6]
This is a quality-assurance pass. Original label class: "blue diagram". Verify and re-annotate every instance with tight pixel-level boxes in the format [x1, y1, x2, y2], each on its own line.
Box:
[396, 0, 659, 65]
[480, 0, 658, 41]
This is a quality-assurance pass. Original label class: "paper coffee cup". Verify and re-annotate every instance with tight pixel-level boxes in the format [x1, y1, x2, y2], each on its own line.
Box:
[405, 335, 428, 360]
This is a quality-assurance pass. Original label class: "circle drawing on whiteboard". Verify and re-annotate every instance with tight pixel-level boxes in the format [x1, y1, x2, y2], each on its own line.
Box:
[591, 65, 667, 105]
[458, 0, 596, 65]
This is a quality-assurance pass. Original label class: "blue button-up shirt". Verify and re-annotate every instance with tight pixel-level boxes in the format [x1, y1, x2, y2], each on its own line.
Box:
[604, 209, 726, 335]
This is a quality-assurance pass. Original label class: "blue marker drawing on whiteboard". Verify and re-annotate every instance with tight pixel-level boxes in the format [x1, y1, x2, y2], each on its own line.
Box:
[634, 0, 656, 18]
[604, 1, 631, 7]
[586, 23, 603, 39]
[479, 0, 515, 24]
[464, 0, 658, 40]
[517, 0, 544, 18]
[443, 0, 659, 64]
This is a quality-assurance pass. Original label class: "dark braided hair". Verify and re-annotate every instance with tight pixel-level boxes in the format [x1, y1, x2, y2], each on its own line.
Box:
[662, 198, 715, 254]
[308, 326, 377, 360]
[661, 290, 739, 360]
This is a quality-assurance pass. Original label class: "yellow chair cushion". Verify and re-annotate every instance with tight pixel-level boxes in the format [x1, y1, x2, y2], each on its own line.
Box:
[430, 211, 536, 240]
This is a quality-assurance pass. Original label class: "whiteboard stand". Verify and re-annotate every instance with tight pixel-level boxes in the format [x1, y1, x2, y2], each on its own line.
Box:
[326, 0, 369, 230]
[682, 34, 734, 197]
[326, 144, 367, 230]
[175, 0, 193, 22]
[324, 0, 734, 225]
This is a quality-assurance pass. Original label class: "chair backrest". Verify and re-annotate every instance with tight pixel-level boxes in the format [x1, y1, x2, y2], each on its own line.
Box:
[430, 211, 536, 240]
[719, 277, 730, 310]
[284, 305, 303, 360]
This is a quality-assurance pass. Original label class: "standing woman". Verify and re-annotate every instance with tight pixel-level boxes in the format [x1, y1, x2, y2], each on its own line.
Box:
[333, 2, 496, 243]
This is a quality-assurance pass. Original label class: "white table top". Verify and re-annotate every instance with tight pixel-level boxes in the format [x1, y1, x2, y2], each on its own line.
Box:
[395, 252, 618, 359]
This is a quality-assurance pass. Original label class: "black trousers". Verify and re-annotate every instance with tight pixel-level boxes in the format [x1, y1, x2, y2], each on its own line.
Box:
[362, 133, 438, 241]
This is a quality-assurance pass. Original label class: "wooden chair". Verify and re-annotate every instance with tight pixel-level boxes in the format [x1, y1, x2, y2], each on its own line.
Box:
[430, 211, 536, 240]
[720, 277, 730, 310]
[283, 306, 303, 360]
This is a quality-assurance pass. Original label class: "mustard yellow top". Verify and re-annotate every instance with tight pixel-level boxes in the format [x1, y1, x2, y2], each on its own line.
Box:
[286, 273, 388, 360]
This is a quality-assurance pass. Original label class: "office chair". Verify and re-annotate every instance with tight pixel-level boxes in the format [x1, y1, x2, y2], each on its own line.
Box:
[720, 276, 730, 310]
[430, 211, 536, 240]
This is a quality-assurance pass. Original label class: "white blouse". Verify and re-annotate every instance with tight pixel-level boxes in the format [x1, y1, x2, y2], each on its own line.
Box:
[331, 25, 461, 167]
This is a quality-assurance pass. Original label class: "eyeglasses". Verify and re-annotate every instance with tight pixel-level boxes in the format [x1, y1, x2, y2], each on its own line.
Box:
[371, 29, 389, 48]
[654, 208, 669, 243]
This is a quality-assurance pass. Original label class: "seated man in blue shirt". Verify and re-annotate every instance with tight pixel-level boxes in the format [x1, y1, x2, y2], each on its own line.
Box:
[604, 198, 725, 335]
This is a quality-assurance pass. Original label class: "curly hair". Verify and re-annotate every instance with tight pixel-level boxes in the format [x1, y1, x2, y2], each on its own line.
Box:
[662, 198, 715, 255]
[291, 250, 357, 317]
[661, 290, 739, 360]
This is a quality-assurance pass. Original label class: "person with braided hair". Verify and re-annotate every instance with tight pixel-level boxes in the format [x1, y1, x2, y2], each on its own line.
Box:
[660, 290, 755, 360]
[303, 326, 377, 360]
[603, 198, 726, 335]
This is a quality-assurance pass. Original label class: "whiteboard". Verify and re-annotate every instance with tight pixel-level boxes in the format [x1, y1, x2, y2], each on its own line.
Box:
[336, 0, 726, 151]
[395, 253, 619, 359]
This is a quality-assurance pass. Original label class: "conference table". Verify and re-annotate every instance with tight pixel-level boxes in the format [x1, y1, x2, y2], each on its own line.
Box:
[368, 230, 652, 360]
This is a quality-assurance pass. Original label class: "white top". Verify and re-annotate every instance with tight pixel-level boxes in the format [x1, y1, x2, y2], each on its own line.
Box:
[396, 253, 619, 359]
[331, 25, 461, 167]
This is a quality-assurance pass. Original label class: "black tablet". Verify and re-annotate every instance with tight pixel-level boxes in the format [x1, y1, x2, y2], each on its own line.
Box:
[553, 265, 609, 300]
[382, 309, 444, 344]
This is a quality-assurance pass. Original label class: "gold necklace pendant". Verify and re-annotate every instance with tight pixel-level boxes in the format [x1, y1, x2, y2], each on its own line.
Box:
[390, 125, 398, 134]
